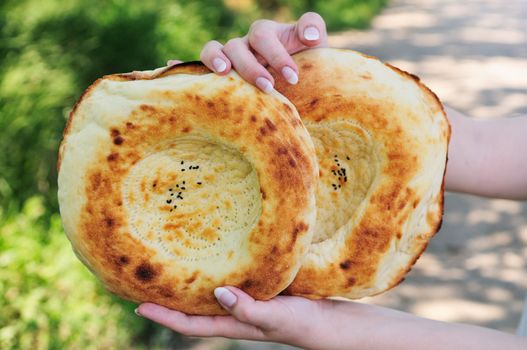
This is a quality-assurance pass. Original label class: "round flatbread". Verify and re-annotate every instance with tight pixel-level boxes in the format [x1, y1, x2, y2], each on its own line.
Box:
[57, 63, 318, 315]
[269, 48, 450, 299]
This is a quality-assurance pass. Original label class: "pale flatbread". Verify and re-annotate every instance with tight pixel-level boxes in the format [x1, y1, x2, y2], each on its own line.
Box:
[270, 48, 450, 298]
[58, 63, 318, 315]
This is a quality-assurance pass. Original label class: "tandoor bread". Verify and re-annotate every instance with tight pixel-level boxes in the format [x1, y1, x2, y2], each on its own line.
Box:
[270, 48, 450, 299]
[57, 63, 318, 315]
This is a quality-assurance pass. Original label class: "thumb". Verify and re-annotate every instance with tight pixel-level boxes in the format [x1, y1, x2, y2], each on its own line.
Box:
[214, 286, 283, 331]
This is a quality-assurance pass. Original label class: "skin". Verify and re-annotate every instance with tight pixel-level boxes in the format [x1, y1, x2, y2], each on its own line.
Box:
[445, 106, 527, 200]
[138, 12, 527, 350]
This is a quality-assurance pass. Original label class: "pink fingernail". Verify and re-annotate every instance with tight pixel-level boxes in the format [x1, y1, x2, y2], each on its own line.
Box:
[214, 287, 237, 308]
[282, 66, 298, 85]
[212, 58, 227, 73]
[304, 26, 320, 41]
[134, 308, 142, 316]
[255, 77, 274, 93]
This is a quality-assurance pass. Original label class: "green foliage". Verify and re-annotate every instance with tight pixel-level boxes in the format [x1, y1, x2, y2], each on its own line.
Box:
[0, 197, 141, 349]
[0, 1, 386, 349]
[315, 0, 388, 30]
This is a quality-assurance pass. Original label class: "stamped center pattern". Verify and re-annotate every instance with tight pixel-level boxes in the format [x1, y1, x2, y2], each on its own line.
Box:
[123, 137, 262, 262]
[307, 120, 377, 244]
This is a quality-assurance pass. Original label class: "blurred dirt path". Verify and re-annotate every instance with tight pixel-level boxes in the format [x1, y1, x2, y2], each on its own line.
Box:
[330, 0, 527, 119]
[223, 1, 527, 349]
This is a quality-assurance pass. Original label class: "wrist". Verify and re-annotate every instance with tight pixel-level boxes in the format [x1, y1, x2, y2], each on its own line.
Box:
[290, 299, 377, 350]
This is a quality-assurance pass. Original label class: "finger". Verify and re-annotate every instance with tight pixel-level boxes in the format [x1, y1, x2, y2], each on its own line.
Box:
[295, 12, 328, 47]
[248, 25, 298, 85]
[214, 287, 287, 331]
[222, 37, 275, 93]
[200, 40, 232, 75]
[166, 59, 182, 66]
[136, 303, 265, 340]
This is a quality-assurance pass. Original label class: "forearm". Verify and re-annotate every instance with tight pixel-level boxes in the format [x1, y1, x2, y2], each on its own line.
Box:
[445, 106, 527, 199]
[312, 300, 526, 350]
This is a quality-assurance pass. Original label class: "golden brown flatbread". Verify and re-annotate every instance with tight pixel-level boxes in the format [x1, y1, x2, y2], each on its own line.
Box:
[269, 48, 450, 299]
[57, 63, 318, 315]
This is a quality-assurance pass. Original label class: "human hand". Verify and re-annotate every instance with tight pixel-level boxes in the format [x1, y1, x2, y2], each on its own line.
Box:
[136, 286, 356, 350]
[136, 285, 527, 350]
[198, 12, 328, 93]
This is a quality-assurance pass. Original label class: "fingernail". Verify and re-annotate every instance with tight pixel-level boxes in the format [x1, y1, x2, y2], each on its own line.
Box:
[282, 66, 298, 85]
[304, 26, 320, 41]
[255, 77, 274, 93]
[134, 308, 141, 316]
[212, 57, 227, 73]
[214, 287, 237, 308]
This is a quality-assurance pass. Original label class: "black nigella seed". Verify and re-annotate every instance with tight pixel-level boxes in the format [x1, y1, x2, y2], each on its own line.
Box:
[169, 188, 172, 191]
[176, 184, 179, 188]
[174, 205, 177, 209]
[181, 169, 185, 172]
[346, 156, 350, 160]
[183, 181, 186, 184]
[153, 183, 156, 188]
[334, 155, 337, 157]
[197, 182, 202, 185]
[181, 187, 186, 190]
[181, 161, 184, 165]
[166, 199, 172, 204]
[338, 184, 341, 188]
[344, 176, 348, 182]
